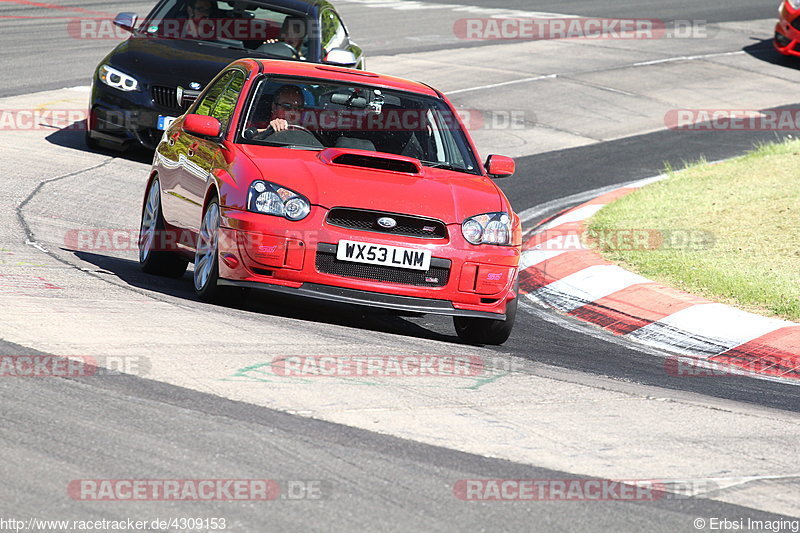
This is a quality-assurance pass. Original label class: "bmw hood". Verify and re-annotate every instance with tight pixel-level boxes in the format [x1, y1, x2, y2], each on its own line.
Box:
[101, 35, 250, 90]
[239, 146, 505, 224]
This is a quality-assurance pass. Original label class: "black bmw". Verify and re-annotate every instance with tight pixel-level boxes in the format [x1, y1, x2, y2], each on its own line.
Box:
[87, 0, 364, 151]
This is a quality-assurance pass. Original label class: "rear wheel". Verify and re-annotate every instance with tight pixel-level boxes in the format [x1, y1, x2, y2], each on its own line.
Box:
[453, 289, 518, 345]
[139, 179, 188, 278]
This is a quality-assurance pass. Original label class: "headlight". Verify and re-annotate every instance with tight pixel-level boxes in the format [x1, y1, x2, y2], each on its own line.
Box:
[98, 64, 139, 92]
[789, 0, 800, 10]
[461, 212, 512, 245]
[247, 180, 310, 221]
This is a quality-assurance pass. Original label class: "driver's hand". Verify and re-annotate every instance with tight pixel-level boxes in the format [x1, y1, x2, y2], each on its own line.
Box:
[269, 118, 289, 132]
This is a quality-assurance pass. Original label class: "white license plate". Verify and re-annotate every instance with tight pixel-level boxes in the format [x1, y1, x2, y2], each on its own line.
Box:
[336, 240, 432, 271]
[157, 115, 177, 130]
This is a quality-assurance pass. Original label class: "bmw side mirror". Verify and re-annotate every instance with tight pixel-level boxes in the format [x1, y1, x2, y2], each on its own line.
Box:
[324, 49, 358, 67]
[486, 155, 515, 179]
[183, 114, 221, 138]
[113, 12, 138, 32]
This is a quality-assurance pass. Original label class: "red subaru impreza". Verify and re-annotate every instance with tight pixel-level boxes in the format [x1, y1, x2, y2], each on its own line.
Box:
[138, 59, 520, 344]
[774, 0, 800, 55]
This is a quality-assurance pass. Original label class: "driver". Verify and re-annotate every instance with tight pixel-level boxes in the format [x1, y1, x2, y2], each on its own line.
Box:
[185, 0, 218, 21]
[262, 16, 308, 59]
[263, 85, 306, 134]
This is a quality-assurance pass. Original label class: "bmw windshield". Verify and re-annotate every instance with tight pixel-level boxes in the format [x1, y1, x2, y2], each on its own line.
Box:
[138, 0, 311, 59]
[240, 76, 482, 175]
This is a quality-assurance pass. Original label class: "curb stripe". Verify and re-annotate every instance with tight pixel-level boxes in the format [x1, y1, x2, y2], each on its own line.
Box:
[530, 265, 652, 313]
[628, 303, 792, 357]
[523, 222, 586, 249]
[567, 283, 710, 336]
[710, 326, 800, 378]
[537, 204, 605, 231]
[520, 250, 609, 292]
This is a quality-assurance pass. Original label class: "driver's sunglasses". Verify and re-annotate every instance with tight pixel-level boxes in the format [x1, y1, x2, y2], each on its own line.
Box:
[274, 102, 302, 110]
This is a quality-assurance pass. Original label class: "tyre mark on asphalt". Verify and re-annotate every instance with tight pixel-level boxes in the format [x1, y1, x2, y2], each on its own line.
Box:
[16, 159, 113, 256]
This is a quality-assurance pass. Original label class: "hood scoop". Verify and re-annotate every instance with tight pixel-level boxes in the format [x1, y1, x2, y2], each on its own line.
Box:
[319, 148, 421, 175]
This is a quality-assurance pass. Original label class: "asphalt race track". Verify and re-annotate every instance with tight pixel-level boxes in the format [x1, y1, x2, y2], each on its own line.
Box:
[1, 1, 799, 531]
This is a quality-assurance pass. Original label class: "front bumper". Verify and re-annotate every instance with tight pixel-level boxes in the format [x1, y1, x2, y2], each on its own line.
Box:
[219, 280, 507, 320]
[89, 79, 184, 149]
[774, 6, 800, 56]
[217, 207, 520, 319]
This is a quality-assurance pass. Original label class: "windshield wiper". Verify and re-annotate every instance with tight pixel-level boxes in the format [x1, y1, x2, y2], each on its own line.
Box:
[256, 141, 321, 150]
[420, 161, 469, 172]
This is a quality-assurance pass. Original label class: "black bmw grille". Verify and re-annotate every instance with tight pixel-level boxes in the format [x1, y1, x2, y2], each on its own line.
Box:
[151, 86, 181, 111]
[315, 246, 450, 287]
[327, 208, 448, 239]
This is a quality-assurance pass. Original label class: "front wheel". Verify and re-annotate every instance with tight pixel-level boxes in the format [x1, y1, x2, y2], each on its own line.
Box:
[194, 200, 224, 302]
[453, 290, 518, 345]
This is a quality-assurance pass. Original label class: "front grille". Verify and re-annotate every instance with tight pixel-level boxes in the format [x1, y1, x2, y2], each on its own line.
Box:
[315, 246, 450, 287]
[327, 208, 448, 239]
[792, 18, 800, 31]
[151, 86, 181, 111]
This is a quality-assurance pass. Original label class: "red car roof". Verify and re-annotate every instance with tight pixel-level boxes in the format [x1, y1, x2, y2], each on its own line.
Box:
[244, 59, 441, 97]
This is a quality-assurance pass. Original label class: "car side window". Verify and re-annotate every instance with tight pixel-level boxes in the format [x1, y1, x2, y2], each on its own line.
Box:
[210, 71, 246, 133]
[193, 71, 236, 117]
[320, 9, 347, 53]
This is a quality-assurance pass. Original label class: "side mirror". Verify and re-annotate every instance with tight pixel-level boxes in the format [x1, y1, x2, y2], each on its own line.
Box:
[183, 114, 221, 138]
[113, 12, 138, 32]
[324, 48, 358, 67]
[486, 155, 515, 178]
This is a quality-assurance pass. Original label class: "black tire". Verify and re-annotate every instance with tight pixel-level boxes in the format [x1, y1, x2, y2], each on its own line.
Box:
[193, 199, 223, 302]
[453, 289, 518, 345]
[193, 198, 250, 305]
[85, 129, 101, 151]
[139, 179, 189, 278]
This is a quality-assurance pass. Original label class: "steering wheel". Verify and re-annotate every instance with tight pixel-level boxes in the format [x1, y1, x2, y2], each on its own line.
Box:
[259, 40, 300, 59]
[251, 124, 322, 144]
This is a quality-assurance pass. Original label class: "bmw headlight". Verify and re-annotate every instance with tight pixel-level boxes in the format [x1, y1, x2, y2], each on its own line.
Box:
[98, 64, 139, 92]
[462, 212, 512, 245]
[248, 181, 310, 221]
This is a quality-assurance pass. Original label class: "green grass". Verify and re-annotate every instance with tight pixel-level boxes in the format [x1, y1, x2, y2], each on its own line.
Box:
[587, 139, 800, 321]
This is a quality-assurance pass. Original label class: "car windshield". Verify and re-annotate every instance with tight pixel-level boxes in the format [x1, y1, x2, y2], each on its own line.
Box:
[139, 0, 310, 58]
[240, 77, 481, 175]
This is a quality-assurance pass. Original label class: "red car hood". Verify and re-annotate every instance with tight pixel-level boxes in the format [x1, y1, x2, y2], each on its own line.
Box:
[238, 146, 504, 224]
